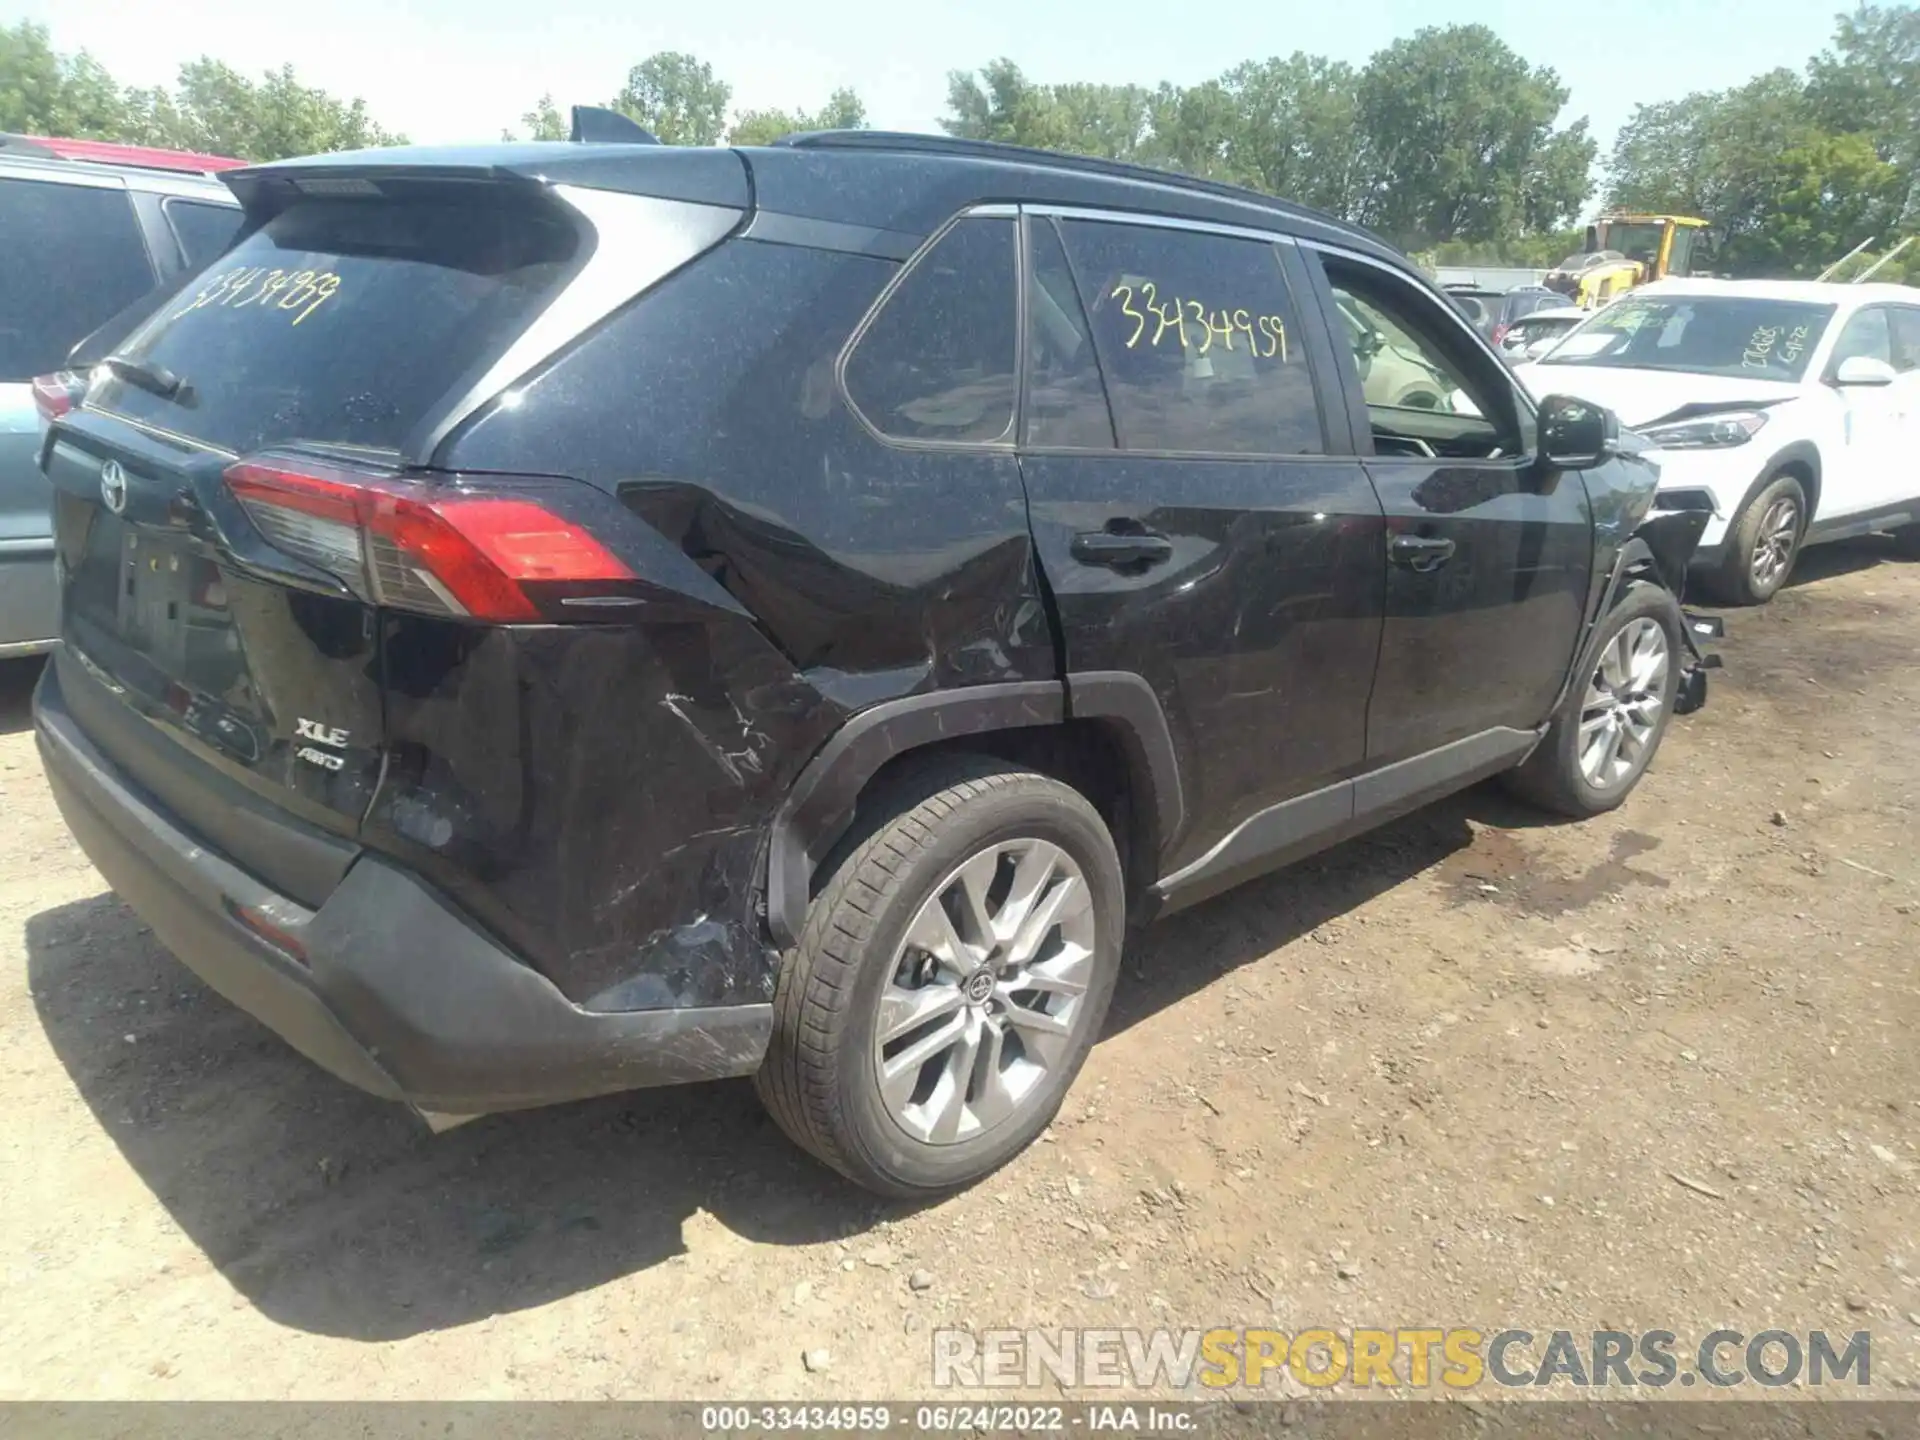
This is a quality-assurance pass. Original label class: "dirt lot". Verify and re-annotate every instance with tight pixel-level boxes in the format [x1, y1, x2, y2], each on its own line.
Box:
[2, 539, 1918, 1403]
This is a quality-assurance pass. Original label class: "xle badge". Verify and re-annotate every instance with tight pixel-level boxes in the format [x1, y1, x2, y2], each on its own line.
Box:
[295, 717, 350, 772]
[296, 718, 350, 747]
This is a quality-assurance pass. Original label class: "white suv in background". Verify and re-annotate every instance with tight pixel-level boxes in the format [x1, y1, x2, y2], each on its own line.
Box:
[1515, 279, 1920, 605]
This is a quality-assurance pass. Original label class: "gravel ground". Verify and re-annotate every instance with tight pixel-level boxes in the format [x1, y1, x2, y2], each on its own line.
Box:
[1, 537, 1916, 1403]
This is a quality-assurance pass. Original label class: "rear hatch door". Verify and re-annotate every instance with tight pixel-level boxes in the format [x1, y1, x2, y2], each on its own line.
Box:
[45, 160, 745, 896]
[43, 168, 736, 890]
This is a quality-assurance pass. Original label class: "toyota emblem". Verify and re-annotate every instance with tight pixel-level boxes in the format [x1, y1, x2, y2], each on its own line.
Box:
[99, 460, 128, 515]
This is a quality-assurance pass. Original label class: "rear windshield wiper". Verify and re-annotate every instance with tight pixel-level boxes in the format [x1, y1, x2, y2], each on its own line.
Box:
[102, 355, 192, 405]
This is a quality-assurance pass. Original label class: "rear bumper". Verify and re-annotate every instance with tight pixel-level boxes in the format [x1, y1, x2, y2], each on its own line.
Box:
[34, 667, 771, 1114]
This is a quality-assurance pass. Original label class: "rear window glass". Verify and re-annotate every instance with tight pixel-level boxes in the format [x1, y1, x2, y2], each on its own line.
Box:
[163, 198, 243, 269]
[0, 178, 154, 381]
[94, 192, 580, 455]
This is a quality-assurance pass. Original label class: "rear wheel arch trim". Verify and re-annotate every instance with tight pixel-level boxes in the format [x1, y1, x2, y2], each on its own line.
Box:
[763, 673, 1186, 949]
[1063, 671, 1186, 862]
[764, 682, 1068, 948]
[1731, 441, 1821, 525]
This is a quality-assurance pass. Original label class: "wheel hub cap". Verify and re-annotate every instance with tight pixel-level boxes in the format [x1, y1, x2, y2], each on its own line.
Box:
[872, 838, 1096, 1146]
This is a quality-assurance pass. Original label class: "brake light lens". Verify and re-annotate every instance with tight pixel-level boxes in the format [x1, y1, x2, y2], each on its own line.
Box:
[1490, 322, 1511, 345]
[31, 370, 85, 424]
[224, 456, 634, 622]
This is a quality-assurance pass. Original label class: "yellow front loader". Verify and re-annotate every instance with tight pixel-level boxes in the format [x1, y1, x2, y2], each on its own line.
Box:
[1544, 213, 1710, 308]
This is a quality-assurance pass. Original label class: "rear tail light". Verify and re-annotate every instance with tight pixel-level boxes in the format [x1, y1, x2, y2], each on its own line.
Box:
[1490, 323, 1511, 345]
[224, 454, 635, 622]
[31, 370, 86, 424]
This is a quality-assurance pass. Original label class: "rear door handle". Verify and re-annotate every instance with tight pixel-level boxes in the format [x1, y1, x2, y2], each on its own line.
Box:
[1389, 533, 1456, 572]
[1071, 530, 1174, 569]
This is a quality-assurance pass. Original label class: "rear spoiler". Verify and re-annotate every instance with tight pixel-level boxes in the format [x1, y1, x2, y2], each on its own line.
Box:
[220, 134, 746, 220]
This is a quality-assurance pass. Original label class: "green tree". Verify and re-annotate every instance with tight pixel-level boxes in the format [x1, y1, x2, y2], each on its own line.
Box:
[1356, 25, 1593, 247]
[941, 60, 1153, 160]
[727, 86, 867, 146]
[1211, 55, 1371, 216]
[0, 21, 128, 138]
[1605, 68, 1887, 274]
[504, 93, 567, 142]
[610, 52, 730, 146]
[124, 58, 404, 160]
[1759, 128, 1910, 274]
[1808, 2, 1920, 225]
[1143, 78, 1242, 179]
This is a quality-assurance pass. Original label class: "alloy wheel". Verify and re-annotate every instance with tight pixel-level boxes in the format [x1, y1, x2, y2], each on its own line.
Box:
[1578, 617, 1670, 788]
[1750, 495, 1801, 590]
[872, 839, 1095, 1145]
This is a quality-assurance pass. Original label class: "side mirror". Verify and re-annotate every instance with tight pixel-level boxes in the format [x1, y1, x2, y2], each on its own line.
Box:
[1538, 393, 1617, 470]
[1833, 355, 1896, 387]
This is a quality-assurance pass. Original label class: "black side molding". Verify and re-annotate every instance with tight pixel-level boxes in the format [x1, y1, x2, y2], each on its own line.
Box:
[1064, 671, 1186, 857]
[1350, 725, 1540, 823]
[1153, 726, 1540, 916]
[765, 682, 1066, 947]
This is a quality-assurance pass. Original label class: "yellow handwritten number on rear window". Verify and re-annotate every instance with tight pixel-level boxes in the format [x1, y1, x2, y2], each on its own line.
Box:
[169, 265, 343, 327]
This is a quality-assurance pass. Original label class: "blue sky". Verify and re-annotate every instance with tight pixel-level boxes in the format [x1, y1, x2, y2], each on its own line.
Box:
[23, 0, 1842, 163]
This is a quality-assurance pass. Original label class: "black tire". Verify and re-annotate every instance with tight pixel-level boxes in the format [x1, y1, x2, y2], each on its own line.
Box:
[1703, 472, 1808, 606]
[1503, 581, 1684, 818]
[1890, 524, 1920, 560]
[755, 754, 1125, 1198]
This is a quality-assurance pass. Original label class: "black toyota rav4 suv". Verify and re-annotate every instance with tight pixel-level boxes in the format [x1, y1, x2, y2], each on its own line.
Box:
[33, 129, 1716, 1196]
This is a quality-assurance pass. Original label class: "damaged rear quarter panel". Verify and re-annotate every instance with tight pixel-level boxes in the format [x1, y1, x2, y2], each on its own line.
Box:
[378, 235, 1057, 1009]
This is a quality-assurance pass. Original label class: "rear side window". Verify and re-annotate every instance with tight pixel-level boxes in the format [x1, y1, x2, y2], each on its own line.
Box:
[842, 216, 1017, 444]
[163, 197, 243, 269]
[1055, 219, 1324, 456]
[94, 191, 581, 456]
[0, 178, 154, 381]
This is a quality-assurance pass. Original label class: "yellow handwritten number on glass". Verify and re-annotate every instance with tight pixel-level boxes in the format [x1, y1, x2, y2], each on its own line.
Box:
[292, 274, 340, 325]
[1112, 284, 1146, 349]
[1143, 283, 1186, 349]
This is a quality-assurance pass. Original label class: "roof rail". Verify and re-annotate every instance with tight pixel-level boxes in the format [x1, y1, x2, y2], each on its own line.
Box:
[569, 106, 660, 145]
[774, 129, 1347, 233]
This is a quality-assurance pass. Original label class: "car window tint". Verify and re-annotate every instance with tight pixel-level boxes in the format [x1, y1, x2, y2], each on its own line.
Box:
[1055, 219, 1323, 455]
[1333, 288, 1475, 412]
[1024, 218, 1113, 449]
[1884, 308, 1920, 373]
[164, 198, 243, 270]
[1451, 294, 1492, 327]
[0, 178, 153, 381]
[1831, 307, 1892, 367]
[843, 216, 1016, 444]
[1322, 257, 1519, 454]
